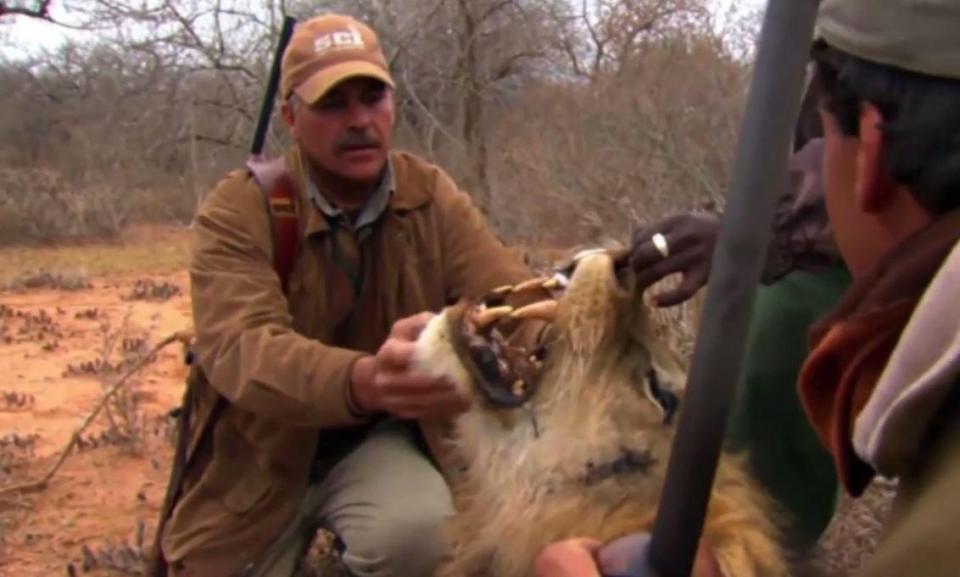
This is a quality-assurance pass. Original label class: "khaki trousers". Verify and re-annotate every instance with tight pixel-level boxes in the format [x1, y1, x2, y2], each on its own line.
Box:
[172, 419, 454, 577]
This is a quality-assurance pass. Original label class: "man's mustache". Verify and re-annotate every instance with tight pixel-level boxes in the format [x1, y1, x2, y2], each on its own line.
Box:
[337, 130, 381, 151]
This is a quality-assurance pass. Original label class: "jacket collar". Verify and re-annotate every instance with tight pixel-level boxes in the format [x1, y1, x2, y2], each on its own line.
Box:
[853, 237, 960, 480]
[284, 147, 432, 238]
[798, 208, 960, 495]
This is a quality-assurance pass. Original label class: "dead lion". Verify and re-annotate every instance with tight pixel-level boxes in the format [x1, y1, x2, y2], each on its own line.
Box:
[413, 248, 791, 577]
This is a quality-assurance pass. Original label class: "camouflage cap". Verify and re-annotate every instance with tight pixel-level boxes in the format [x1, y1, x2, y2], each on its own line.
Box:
[816, 0, 960, 80]
[281, 14, 394, 104]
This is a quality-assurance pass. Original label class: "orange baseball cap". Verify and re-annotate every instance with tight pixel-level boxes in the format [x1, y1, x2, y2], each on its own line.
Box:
[281, 14, 395, 104]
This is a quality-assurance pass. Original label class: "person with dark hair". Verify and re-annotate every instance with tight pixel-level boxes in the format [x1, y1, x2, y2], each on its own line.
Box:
[537, 0, 960, 575]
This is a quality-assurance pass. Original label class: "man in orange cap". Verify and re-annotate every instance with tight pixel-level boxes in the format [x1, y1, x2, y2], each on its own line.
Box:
[155, 13, 537, 577]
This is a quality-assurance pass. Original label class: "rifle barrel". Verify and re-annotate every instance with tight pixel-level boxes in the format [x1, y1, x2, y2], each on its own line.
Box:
[250, 15, 297, 158]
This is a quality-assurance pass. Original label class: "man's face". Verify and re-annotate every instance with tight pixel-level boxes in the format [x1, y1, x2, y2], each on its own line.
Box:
[287, 77, 395, 184]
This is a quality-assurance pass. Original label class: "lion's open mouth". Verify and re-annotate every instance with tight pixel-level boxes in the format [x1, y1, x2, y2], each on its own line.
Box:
[458, 248, 631, 408]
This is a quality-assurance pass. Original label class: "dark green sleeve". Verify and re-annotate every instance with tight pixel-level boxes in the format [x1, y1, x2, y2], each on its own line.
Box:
[725, 265, 851, 553]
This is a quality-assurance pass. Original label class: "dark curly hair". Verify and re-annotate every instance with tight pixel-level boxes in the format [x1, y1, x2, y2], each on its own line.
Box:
[811, 39, 960, 214]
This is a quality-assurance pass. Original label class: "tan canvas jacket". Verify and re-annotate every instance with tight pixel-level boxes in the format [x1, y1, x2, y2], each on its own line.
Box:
[160, 147, 531, 573]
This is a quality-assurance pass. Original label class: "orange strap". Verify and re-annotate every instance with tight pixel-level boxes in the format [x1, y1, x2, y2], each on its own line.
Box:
[265, 171, 299, 294]
[247, 156, 300, 295]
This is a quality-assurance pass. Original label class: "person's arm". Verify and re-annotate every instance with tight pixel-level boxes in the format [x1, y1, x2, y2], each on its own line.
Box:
[189, 171, 373, 427]
[760, 137, 843, 284]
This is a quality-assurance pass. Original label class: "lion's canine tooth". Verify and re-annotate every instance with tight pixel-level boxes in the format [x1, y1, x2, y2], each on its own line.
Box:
[475, 306, 514, 328]
[511, 277, 551, 294]
[541, 278, 561, 290]
[510, 300, 558, 321]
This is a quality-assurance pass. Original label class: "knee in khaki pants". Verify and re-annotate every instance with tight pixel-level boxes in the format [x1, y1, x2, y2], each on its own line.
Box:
[322, 420, 454, 577]
[233, 420, 454, 577]
[333, 497, 451, 577]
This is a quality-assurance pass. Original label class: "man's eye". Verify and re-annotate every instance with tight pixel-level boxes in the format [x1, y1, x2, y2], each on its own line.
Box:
[316, 97, 346, 111]
[360, 88, 387, 106]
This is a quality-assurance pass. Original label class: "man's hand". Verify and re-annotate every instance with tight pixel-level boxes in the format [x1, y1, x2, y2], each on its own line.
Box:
[535, 539, 603, 577]
[535, 534, 722, 577]
[629, 213, 720, 307]
[350, 312, 469, 420]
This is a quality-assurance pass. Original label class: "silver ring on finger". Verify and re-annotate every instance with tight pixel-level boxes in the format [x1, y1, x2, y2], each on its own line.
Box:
[652, 233, 670, 259]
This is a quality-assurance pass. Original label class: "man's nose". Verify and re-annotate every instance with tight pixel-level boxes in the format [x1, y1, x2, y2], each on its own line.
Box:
[345, 98, 373, 128]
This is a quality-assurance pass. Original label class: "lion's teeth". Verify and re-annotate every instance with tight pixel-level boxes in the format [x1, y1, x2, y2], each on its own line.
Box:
[511, 300, 558, 321]
[511, 276, 551, 294]
[541, 277, 561, 290]
[490, 285, 514, 296]
[475, 306, 514, 328]
[512, 379, 526, 396]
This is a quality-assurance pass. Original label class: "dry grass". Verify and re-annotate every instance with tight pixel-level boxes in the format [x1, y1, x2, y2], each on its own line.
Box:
[813, 479, 897, 576]
[0, 225, 190, 288]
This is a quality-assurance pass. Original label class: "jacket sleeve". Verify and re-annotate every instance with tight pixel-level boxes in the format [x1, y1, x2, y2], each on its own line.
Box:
[761, 137, 845, 284]
[188, 171, 367, 429]
[432, 170, 532, 300]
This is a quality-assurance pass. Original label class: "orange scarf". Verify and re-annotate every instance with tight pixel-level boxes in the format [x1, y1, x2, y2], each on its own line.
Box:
[798, 209, 960, 496]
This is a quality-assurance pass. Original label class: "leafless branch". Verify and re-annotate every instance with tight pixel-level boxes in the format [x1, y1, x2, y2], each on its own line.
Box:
[0, 331, 192, 497]
[0, 0, 53, 20]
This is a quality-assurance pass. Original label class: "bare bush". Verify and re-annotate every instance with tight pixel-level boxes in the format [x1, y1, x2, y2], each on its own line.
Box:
[0, 432, 39, 477]
[0, 304, 64, 349]
[122, 279, 183, 302]
[0, 391, 35, 411]
[70, 518, 149, 575]
[1, 269, 93, 292]
[61, 314, 156, 455]
[489, 32, 748, 247]
[0, 0, 755, 246]
[0, 167, 129, 245]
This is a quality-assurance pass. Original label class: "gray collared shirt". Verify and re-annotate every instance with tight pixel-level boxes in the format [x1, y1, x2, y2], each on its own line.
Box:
[307, 158, 395, 234]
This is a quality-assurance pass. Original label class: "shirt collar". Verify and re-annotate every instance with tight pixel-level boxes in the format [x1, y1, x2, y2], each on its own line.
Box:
[306, 156, 395, 232]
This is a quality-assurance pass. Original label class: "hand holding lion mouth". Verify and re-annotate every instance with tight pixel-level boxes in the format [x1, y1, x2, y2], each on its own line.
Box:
[348, 312, 470, 420]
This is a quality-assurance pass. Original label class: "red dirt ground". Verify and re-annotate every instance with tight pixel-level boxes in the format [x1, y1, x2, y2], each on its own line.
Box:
[0, 229, 193, 577]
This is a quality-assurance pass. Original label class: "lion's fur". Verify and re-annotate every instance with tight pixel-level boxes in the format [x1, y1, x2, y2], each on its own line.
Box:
[414, 252, 791, 577]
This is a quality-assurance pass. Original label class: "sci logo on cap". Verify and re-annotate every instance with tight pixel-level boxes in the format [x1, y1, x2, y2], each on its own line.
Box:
[314, 26, 365, 54]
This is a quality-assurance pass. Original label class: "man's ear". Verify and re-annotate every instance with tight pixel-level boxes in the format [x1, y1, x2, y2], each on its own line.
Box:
[855, 103, 896, 213]
[280, 98, 298, 137]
